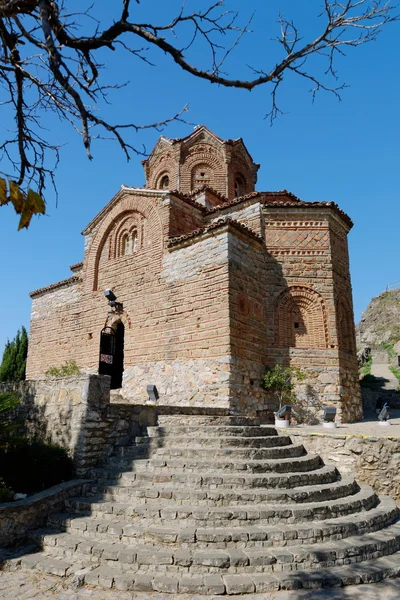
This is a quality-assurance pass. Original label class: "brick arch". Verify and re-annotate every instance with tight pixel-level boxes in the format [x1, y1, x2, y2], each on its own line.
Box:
[337, 296, 356, 353]
[112, 213, 142, 258]
[85, 193, 163, 292]
[147, 155, 177, 190]
[275, 286, 329, 348]
[180, 148, 225, 194]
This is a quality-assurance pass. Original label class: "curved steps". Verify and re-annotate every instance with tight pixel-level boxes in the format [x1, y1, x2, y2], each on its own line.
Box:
[12, 415, 400, 594]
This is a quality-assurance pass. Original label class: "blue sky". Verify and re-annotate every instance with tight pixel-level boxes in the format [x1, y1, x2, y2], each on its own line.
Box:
[0, 1, 399, 358]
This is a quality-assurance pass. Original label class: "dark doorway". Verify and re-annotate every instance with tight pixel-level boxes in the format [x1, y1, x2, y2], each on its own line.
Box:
[98, 322, 124, 389]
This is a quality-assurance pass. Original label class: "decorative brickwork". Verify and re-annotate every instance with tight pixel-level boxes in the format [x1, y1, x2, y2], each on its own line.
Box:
[275, 286, 329, 349]
[26, 126, 362, 422]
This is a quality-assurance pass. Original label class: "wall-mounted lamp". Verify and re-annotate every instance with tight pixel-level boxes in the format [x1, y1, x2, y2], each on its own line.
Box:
[104, 289, 123, 312]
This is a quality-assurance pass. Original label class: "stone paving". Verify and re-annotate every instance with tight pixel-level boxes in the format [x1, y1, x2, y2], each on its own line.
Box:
[285, 409, 400, 438]
[1, 569, 400, 600]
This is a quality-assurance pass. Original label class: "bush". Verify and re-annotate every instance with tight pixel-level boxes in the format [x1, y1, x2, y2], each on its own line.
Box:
[45, 360, 81, 377]
[0, 477, 14, 502]
[0, 392, 21, 450]
[262, 364, 306, 410]
[0, 440, 74, 495]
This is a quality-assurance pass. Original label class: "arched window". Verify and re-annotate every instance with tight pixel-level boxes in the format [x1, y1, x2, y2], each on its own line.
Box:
[275, 287, 328, 349]
[159, 174, 170, 190]
[121, 229, 138, 256]
[131, 230, 138, 253]
[234, 175, 246, 197]
[122, 233, 131, 256]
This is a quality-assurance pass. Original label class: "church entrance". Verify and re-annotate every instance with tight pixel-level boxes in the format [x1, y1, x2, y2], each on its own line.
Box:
[98, 322, 124, 389]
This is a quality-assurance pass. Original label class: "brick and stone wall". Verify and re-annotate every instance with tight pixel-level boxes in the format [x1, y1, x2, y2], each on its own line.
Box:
[25, 127, 362, 422]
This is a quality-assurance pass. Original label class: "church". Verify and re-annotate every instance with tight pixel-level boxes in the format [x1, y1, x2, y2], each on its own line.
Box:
[26, 126, 362, 422]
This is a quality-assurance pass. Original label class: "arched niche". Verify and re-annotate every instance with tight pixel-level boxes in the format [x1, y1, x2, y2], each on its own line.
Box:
[275, 286, 329, 349]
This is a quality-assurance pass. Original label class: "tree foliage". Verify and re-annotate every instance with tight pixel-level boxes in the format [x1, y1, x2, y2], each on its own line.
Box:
[263, 364, 306, 410]
[0, 1, 397, 227]
[0, 391, 20, 450]
[0, 326, 28, 381]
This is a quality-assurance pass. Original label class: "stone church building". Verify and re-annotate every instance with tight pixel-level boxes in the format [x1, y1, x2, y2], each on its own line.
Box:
[27, 126, 362, 422]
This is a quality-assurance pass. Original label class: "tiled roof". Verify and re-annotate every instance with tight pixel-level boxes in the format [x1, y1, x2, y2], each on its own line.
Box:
[169, 190, 207, 212]
[167, 217, 263, 248]
[30, 276, 81, 298]
[70, 262, 83, 272]
[206, 190, 300, 213]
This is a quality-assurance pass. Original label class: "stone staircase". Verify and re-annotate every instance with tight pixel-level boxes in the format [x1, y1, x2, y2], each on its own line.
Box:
[15, 415, 400, 594]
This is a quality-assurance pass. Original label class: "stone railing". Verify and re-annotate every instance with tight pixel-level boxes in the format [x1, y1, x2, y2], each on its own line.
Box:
[0, 480, 87, 547]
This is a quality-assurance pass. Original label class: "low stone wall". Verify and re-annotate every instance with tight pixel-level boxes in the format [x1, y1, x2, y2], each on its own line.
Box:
[0, 480, 86, 547]
[1, 378, 246, 477]
[287, 429, 400, 502]
[0, 375, 112, 477]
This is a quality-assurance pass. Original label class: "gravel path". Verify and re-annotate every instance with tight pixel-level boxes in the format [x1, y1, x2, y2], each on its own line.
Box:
[370, 362, 399, 392]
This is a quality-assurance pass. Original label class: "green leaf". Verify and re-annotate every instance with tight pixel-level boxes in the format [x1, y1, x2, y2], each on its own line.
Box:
[0, 178, 8, 206]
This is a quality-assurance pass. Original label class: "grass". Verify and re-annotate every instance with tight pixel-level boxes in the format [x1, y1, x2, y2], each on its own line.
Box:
[380, 342, 397, 362]
[389, 366, 400, 391]
[359, 354, 372, 378]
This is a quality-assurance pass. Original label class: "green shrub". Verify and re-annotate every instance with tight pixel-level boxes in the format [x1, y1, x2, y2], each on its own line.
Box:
[0, 440, 74, 494]
[359, 354, 372, 378]
[45, 360, 81, 377]
[380, 342, 397, 362]
[0, 392, 20, 449]
[262, 364, 306, 410]
[0, 477, 14, 502]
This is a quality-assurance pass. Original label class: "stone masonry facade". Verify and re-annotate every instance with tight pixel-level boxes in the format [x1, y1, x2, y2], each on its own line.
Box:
[26, 126, 362, 422]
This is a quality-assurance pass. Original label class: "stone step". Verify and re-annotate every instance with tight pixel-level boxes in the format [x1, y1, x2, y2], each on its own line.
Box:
[156, 415, 262, 427]
[111, 453, 323, 474]
[19, 548, 400, 593]
[136, 434, 293, 449]
[33, 517, 400, 576]
[114, 442, 306, 461]
[146, 425, 278, 438]
[91, 463, 340, 490]
[83, 476, 359, 506]
[63, 486, 378, 526]
[44, 496, 399, 549]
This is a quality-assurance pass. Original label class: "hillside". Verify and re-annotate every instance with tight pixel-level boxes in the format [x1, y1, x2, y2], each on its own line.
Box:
[356, 288, 400, 348]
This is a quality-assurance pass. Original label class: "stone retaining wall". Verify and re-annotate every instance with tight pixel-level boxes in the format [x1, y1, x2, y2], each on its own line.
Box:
[287, 429, 400, 502]
[0, 480, 86, 547]
[0, 375, 112, 477]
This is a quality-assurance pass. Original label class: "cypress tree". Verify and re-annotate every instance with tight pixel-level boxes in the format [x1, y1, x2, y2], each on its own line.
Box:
[0, 326, 29, 381]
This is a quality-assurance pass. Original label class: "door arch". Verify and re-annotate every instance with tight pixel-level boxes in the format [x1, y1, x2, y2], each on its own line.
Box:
[98, 322, 124, 389]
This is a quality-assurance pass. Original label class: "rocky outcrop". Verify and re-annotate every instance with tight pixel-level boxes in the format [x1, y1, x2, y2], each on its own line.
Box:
[357, 289, 400, 347]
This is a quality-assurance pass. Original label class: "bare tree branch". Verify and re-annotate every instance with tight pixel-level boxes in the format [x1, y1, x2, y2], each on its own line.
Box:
[0, 0, 397, 221]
